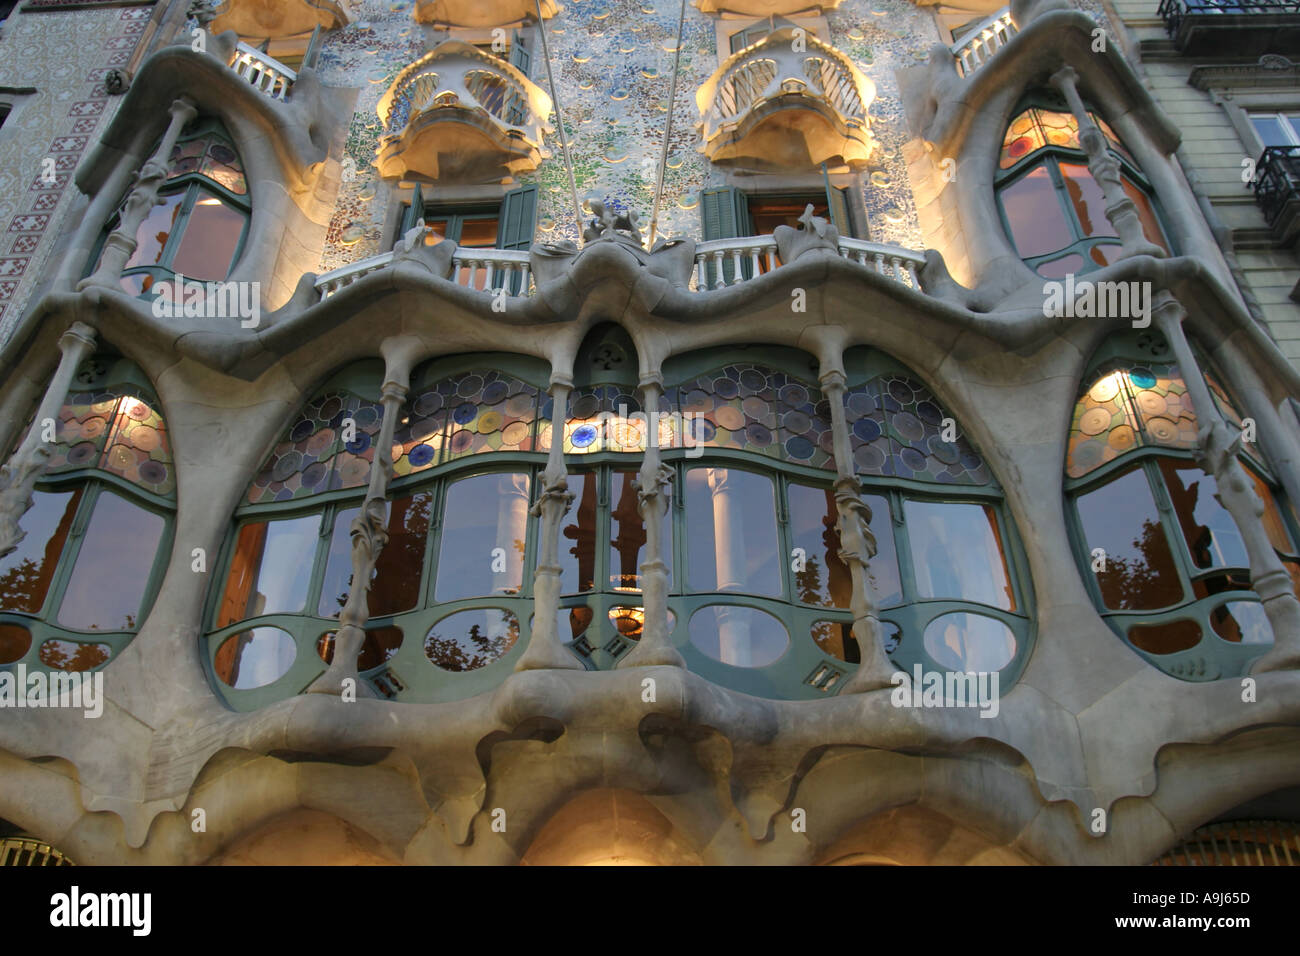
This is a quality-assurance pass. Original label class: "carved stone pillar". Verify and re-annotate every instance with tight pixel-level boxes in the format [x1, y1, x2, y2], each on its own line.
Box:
[307, 378, 408, 697]
[0, 322, 97, 559]
[79, 97, 197, 291]
[1153, 293, 1300, 672]
[619, 377, 684, 669]
[1049, 66, 1165, 261]
[821, 367, 898, 692]
[515, 378, 584, 671]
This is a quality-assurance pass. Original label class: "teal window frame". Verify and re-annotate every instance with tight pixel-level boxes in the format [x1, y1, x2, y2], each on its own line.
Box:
[1064, 338, 1299, 680]
[995, 96, 1171, 277]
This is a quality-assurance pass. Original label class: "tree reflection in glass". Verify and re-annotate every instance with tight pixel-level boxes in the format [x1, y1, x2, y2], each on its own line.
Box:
[424, 608, 520, 671]
[1076, 467, 1184, 610]
[0, 488, 79, 615]
[318, 492, 433, 617]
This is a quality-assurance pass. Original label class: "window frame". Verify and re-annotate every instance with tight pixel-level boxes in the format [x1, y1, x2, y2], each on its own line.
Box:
[995, 99, 1173, 277]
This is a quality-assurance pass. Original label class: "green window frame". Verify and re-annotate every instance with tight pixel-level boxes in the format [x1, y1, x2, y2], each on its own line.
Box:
[0, 357, 176, 676]
[88, 119, 251, 299]
[996, 95, 1171, 278]
[1064, 331, 1299, 680]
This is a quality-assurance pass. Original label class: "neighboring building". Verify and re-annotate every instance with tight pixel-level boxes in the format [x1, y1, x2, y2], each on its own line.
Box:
[0, 0, 1297, 865]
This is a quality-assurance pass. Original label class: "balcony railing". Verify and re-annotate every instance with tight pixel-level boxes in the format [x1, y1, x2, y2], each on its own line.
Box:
[314, 237, 925, 299]
[951, 10, 1017, 78]
[696, 28, 876, 171]
[692, 235, 923, 291]
[1254, 145, 1300, 244]
[0, 837, 74, 866]
[229, 41, 296, 100]
[1157, 0, 1300, 54]
[375, 41, 552, 183]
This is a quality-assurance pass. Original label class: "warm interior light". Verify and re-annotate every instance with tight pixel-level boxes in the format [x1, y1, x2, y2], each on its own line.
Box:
[196, 198, 223, 206]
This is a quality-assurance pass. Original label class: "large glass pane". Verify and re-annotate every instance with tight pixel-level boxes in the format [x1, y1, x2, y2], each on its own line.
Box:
[689, 604, 789, 668]
[0, 488, 79, 615]
[609, 471, 672, 592]
[685, 467, 781, 597]
[435, 472, 531, 602]
[318, 492, 432, 618]
[560, 471, 597, 594]
[1251, 114, 1289, 147]
[1159, 460, 1248, 570]
[58, 489, 164, 631]
[216, 513, 321, 627]
[1060, 162, 1117, 239]
[787, 482, 851, 608]
[1120, 175, 1170, 255]
[904, 499, 1015, 610]
[1075, 467, 1183, 610]
[999, 165, 1073, 258]
[169, 188, 245, 280]
[123, 191, 185, 272]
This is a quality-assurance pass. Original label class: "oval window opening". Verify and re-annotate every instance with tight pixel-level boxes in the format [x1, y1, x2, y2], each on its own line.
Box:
[922, 613, 1016, 672]
[215, 627, 297, 689]
[0, 624, 32, 665]
[689, 605, 789, 668]
[38, 639, 111, 672]
[1128, 619, 1202, 655]
[1210, 602, 1273, 645]
[424, 608, 520, 672]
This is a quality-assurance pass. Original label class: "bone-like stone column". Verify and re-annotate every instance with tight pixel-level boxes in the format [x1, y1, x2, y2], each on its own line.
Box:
[1153, 292, 1300, 672]
[821, 367, 898, 692]
[619, 376, 684, 669]
[1049, 66, 1165, 261]
[515, 378, 584, 671]
[78, 97, 197, 291]
[0, 322, 97, 560]
[306, 377, 408, 697]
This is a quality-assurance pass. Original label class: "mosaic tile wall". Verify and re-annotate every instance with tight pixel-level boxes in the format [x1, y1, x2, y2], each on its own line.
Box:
[313, 0, 1113, 272]
[0, 3, 154, 341]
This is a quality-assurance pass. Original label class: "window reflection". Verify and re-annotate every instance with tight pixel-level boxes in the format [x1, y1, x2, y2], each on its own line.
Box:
[0, 488, 79, 615]
[903, 500, 1015, 610]
[788, 483, 851, 608]
[318, 492, 432, 618]
[58, 490, 164, 631]
[922, 613, 1016, 672]
[685, 467, 781, 596]
[39, 639, 111, 672]
[214, 626, 297, 689]
[1159, 461, 1248, 570]
[560, 471, 597, 594]
[0, 623, 31, 665]
[424, 607, 520, 671]
[170, 189, 246, 280]
[435, 473, 530, 602]
[217, 514, 321, 627]
[610, 471, 671, 591]
[1076, 467, 1184, 610]
[689, 604, 789, 668]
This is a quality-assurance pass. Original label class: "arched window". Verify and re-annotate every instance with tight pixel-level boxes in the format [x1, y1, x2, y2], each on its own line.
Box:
[205, 356, 548, 710]
[996, 95, 1170, 278]
[92, 118, 250, 298]
[0, 356, 175, 674]
[1066, 331, 1300, 680]
[555, 345, 1033, 701]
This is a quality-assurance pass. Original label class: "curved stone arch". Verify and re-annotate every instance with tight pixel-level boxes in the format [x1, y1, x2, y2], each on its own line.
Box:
[815, 804, 1033, 866]
[518, 789, 704, 866]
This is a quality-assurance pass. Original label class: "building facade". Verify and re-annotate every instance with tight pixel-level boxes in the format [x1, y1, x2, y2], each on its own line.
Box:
[0, 0, 1298, 865]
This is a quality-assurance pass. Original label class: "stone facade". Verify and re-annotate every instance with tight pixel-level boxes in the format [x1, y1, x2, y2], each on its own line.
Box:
[0, 0, 1296, 866]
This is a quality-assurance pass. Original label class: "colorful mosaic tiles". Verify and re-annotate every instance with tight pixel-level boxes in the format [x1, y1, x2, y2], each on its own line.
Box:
[248, 391, 385, 503]
[45, 387, 176, 497]
[169, 125, 247, 195]
[845, 375, 990, 484]
[666, 364, 836, 470]
[1067, 362, 1202, 478]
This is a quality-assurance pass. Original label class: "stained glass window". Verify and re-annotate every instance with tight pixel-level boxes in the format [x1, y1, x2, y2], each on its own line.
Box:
[999, 108, 1132, 170]
[1066, 361, 1198, 478]
[44, 384, 175, 497]
[167, 126, 247, 195]
[845, 374, 990, 484]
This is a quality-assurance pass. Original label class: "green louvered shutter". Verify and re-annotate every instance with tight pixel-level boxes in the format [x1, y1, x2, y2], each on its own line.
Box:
[398, 184, 425, 243]
[826, 185, 852, 238]
[498, 184, 537, 293]
[510, 31, 531, 77]
[700, 186, 751, 287]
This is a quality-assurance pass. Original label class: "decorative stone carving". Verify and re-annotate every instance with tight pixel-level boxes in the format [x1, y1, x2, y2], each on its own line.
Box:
[413, 0, 558, 29]
[774, 204, 840, 264]
[582, 199, 644, 249]
[307, 379, 408, 697]
[211, 0, 347, 38]
[391, 219, 458, 279]
[0, 323, 98, 560]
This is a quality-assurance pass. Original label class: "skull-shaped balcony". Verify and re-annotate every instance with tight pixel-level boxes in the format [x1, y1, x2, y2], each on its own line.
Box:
[376, 42, 553, 184]
[212, 0, 349, 38]
[413, 0, 559, 28]
[696, 28, 876, 172]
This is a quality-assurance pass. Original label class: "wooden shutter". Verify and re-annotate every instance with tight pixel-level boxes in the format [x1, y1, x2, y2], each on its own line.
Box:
[699, 186, 750, 286]
[510, 31, 531, 77]
[498, 184, 537, 293]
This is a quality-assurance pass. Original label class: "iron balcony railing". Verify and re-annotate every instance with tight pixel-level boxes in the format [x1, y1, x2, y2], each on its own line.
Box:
[1254, 145, 1300, 230]
[1158, 0, 1300, 39]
